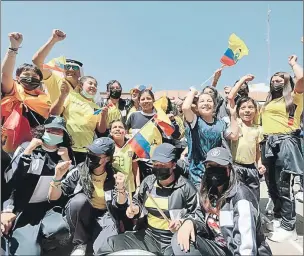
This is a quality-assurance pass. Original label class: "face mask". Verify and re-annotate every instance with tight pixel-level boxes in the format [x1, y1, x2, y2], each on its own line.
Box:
[20, 77, 41, 91]
[87, 154, 102, 170]
[42, 132, 63, 146]
[153, 167, 172, 181]
[272, 83, 284, 92]
[81, 89, 95, 99]
[205, 167, 229, 196]
[110, 89, 122, 99]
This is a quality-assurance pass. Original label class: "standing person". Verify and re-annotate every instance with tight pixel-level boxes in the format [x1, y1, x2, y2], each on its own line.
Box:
[104, 143, 198, 256]
[127, 85, 152, 119]
[182, 87, 239, 187]
[260, 55, 304, 242]
[48, 137, 128, 256]
[32, 29, 83, 103]
[50, 76, 103, 164]
[1, 116, 73, 256]
[1, 32, 51, 153]
[171, 147, 272, 256]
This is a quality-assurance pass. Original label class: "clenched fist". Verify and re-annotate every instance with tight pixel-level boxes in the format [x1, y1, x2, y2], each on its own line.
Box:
[51, 29, 66, 43]
[60, 81, 70, 98]
[8, 32, 23, 48]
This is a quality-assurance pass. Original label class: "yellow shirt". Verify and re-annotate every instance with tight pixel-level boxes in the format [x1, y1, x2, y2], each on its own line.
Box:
[112, 145, 135, 193]
[91, 172, 107, 209]
[126, 106, 137, 121]
[174, 115, 185, 139]
[262, 92, 303, 134]
[106, 103, 122, 129]
[43, 73, 74, 103]
[231, 120, 263, 164]
[63, 91, 101, 152]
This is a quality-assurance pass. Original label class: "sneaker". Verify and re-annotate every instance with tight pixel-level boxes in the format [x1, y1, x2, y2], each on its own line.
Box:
[71, 244, 87, 256]
[268, 227, 297, 242]
[266, 218, 281, 232]
[295, 191, 303, 203]
[265, 198, 274, 216]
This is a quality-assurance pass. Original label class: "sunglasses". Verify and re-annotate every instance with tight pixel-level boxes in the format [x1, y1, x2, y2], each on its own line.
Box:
[65, 64, 80, 71]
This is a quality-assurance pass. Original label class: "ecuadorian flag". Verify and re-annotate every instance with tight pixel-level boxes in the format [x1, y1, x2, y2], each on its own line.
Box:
[220, 34, 249, 66]
[43, 56, 66, 73]
[127, 120, 162, 159]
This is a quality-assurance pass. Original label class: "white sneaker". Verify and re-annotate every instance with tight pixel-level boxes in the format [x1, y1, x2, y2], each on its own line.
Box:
[268, 227, 297, 242]
[295, 191, 303, 203]
[71, 244, 87, 256]
[266, 218, 281, 232]
[265, 198, 274, 216]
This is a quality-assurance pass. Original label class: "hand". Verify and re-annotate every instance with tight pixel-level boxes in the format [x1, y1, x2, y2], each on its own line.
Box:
[241, 74, 255, 82]
[8, 32, 23, 48]
[101, 106, 109, 117]
[55, 160, 71, 180]
[214, 68, 223, 80]
[126, 204, 140, 219]
[114, 172, 125, 190]
[168, 219, 182, 233]
[57, 147, 70, 161]
[258, 163, 266, 175]
[60, 81, 70, 98]
[167, 113, 175, 121]
[189, 87, 199, 96]
[51, 29, 66, 43]
[288, 55, 298, 67]
[24, 138, 43, 155]
[177, 220, 196, 252]
[228, 102, 237, 116]
[1, 212, 16, 235]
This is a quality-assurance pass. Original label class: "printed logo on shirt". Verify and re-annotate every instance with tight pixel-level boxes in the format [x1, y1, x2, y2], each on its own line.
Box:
[210, 148, 221, 157]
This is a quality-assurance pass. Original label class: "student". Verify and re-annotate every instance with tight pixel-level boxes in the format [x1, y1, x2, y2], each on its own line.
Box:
[182, 87, 239, 187]
[48, 137, 128, 256]
[50, 76, 103, 164]
[1, 116, 73, 256]
[171, 147, 272, 256]
[104, 143, 198, 256]
[261, 55, 304, 242]
[32, 29, 83, 103]
[1, 32, 52, 153]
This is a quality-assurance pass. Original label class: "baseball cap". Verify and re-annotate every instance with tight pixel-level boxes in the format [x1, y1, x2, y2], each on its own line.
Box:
[44, 115, 68, 133]
[151, 143, 176, 163]
[87, 137, 115, 156]
[203, 147, 233, 166]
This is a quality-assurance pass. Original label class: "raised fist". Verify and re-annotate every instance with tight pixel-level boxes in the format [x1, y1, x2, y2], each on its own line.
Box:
[8, 32, 23, 48]
[51, 29, 66, 43]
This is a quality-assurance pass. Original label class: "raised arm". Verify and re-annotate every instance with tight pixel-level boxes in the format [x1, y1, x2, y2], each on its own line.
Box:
[211, 68, 223, 87]
[289, 55, 304, 93]
[1, 32, 23, 95]
[32, 29, 66, 80]
[50, 80, 70, 115]
[226, 99, 239, 141]
[182, 87, 198, 123]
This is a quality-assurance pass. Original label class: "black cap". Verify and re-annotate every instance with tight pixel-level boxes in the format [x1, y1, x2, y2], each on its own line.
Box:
[151, 143, 176, 163]
[203, 147, 233, 166]
[44, 115, 68, 133]
[87, 137, 115, 156]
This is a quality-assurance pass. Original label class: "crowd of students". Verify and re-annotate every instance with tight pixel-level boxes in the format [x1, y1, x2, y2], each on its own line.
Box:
[1, 29, 303, 256]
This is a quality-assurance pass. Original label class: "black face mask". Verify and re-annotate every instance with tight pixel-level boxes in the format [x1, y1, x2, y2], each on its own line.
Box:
[153, 167, 172, 181]
[271, 83, 284, 92]
[87, 154, 101, 170]
[20, 77, 41, 91]
[110, 89, 122, 99]
[205, 167, 229, 196]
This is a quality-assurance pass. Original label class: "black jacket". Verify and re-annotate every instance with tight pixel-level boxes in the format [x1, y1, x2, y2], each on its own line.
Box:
[189, 182, 272, 256]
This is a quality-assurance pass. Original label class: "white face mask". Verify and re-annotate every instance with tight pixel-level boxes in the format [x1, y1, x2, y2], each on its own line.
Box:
[81, 89, 95, 99]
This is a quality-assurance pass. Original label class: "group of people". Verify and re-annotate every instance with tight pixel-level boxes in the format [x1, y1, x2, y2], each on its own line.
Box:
[1, 29, 303, 256]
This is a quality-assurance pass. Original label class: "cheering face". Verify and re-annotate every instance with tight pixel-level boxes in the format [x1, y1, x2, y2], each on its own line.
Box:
[139, 92, 154, 112]
[65, 63, 81, 82]
[131, 90, 139, 102]
[197, 94, 215, 117]
[82, 78, 97, 96]
[238, 101, 256, 122]
[110, 121, 126, 140]
[271, 75, 285, 85]
[17, 69, 40, 81]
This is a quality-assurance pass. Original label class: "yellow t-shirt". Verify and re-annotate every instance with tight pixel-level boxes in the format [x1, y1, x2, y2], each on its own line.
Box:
[262, 92, 303, 135]
[126, 106, 137, 121]
[106, 103, 122, 129]
[174, 115, 185, 139]
[112, 145, 135, 193]
[231, 120, 263, 164]
[63, 91, 101, 152]
[91, 172, 107, 210]
[43, 73, 74, 103]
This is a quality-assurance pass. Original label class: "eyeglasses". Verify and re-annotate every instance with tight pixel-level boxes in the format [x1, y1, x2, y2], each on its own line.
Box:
[65, 64, 80, 71]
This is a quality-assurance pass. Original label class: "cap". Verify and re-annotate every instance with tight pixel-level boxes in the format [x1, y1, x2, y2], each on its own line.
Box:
[87, 137, 115, 156]
[151, 143, 176, 163]
[44, 115, 68, 133]
[203, 147, 233, 166]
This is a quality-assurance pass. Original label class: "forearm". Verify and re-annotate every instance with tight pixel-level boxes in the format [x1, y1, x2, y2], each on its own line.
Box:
[1, 50, 17, 94]
[292, 63, 304, 93]
[96, 114, 107, 134]
[50, 96, 65, 115]
[228, 113, 239, 141]
[116, 189, 128, 205]
[32, 37, 56, 68]
[48, 183, 63, 200]
[227, 78, 245, 103]
[182, 91, 196, 122]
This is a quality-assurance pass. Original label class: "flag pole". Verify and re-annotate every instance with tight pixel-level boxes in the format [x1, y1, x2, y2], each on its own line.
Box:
[200, 64, 226, 87]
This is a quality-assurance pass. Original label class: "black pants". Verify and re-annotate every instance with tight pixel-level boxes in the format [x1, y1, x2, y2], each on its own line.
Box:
[234, 163, 260, 200]
[1, 203, 69, 256]
[65, 193, 118, 255]
[73, 151, 87, 165]
[171, 232, 229, 256]
[106, 229, 173, 256]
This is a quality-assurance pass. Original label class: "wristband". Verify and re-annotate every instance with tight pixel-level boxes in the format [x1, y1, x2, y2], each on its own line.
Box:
[52, 177, 63, 182]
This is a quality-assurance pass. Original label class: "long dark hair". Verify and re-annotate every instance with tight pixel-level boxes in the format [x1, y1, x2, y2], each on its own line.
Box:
[263, 72, 295, 114]
[199, 164, 238, 214]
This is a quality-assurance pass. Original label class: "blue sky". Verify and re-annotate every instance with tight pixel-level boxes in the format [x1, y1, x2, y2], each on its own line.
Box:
[1, 1, 303, 92]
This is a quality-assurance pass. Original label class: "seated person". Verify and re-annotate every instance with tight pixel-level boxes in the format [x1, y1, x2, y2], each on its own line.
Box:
[104, 143, 198, 256]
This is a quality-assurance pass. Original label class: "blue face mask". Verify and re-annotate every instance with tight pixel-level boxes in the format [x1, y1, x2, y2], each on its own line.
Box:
[81, 89, 95, 99]
[42, 132, 63, 146]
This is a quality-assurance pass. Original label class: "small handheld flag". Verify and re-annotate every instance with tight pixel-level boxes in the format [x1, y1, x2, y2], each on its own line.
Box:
[43, 56, 66, 73]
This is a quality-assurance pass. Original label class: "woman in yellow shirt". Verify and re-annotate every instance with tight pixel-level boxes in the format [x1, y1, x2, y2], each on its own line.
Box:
[261, 55, 304, 242]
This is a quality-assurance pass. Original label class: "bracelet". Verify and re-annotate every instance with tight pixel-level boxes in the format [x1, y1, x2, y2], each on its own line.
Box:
[9, 47, 18, 52]
[52, 176, 63, 182]
[50, 181, 61, 188]
[8, 49, 18, 55]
